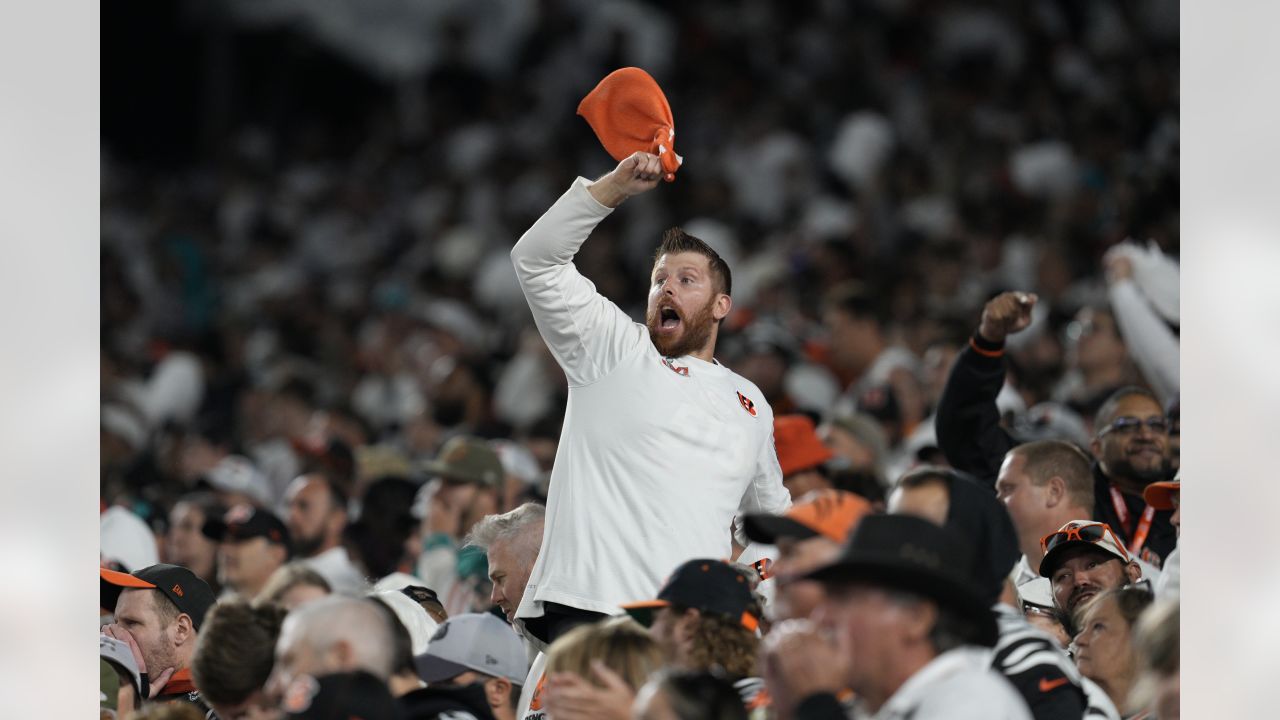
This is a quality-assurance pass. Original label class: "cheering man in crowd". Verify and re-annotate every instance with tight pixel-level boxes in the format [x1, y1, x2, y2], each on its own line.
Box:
[936, 291, 1177, 567]
[510, 151, 790, 643]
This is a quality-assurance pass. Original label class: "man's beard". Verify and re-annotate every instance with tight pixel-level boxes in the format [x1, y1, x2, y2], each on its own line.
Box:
[1108, 452, 1170, 486]
[292, 531, 326, 558]
[647, 297, 717, 359]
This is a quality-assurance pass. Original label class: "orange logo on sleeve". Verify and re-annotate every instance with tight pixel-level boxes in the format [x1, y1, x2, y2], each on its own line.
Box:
[529, 673, 547, 711]
[1039, 676, 1070, 693]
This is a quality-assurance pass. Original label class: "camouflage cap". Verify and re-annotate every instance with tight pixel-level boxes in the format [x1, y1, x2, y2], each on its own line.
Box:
[419, 436, 504, 489]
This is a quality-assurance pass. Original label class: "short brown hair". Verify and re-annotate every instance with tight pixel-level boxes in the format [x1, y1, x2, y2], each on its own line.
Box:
[191, 600, 288, 706]
[1010, 440, 1094, 510]
[652, 227, 732, 296]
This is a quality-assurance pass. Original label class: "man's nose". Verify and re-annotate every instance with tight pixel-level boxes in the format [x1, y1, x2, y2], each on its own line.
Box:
[490, 584, 503, 606]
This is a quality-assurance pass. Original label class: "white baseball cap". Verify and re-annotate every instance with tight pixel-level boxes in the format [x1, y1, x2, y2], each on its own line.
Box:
[414, 613, 527, 686]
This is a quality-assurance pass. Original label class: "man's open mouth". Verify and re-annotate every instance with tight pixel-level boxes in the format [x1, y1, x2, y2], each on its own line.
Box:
[659, 307, 681, 331]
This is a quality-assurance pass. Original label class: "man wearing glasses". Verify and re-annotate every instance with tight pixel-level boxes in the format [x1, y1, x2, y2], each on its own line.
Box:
[1089, 387, 1177, 567]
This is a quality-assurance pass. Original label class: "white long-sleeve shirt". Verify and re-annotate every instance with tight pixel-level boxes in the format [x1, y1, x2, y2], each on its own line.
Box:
[868, 646, 1033, 720]
[1107, 279, 1179, 406]
[510, 178, 791, 619]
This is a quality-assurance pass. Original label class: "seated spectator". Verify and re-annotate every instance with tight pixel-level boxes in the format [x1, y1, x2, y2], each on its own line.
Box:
[100, 564, 217, 711]
[164, 492, 224, 593]
[1039, 521, 1144, 626]
[257, 562, 333, 611]
[190, 599, 288, 720]
[741, 488, 873, 621]
[633, 668, 749, 720]
[773, 415, 836, 500]
[818, 413, 889, 488]
[285, 472, 368, 595]
[267, 596, 397, 701]
[203, 504, 293, 600]
[994, 440, 1098, 584]
[621, 559, 767, 713]
[541, 616, 665, 720]
[1072, 587, 1155, 718]
[763, 514, 1030, 719]
[281, 671, 402, 720]
[404, 612, 528, 720]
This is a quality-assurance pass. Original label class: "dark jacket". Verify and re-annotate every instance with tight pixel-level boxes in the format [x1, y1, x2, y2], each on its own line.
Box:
[399, 683, 497, 720]
[935, 335, 1176, 565]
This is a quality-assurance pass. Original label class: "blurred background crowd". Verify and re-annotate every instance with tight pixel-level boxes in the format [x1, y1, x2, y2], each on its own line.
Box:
[100, 1, 1179, 718]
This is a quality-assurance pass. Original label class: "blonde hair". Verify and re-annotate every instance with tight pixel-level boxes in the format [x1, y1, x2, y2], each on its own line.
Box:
[255, 561, 331, 606]
[545, 616, 664, 690]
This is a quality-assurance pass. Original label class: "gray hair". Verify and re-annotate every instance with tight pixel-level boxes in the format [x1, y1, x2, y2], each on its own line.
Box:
[463, 502, 545, 556]
[283, 595, 395, 680]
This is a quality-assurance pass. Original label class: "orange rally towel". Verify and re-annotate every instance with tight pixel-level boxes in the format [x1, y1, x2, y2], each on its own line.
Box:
[577, 67, 683, 182]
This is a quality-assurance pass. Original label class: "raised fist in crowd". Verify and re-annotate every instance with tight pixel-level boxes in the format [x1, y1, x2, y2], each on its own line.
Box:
[978, 291, 1038, 345]
[587, 151, 664, 208]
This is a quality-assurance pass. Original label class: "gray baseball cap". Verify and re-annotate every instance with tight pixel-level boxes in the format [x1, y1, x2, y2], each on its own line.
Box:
[99, 635, 142, 698]
[413, 613, 527, 686]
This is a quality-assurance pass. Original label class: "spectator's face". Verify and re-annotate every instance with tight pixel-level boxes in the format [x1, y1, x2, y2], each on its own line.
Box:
[814, 584, 929, 695]
[112, 590, 178, 677]
[1049, 548, 1138, 614]
[166, 502, 218, 576]
[772, 535, 841, 621]
[1093, 396, 1170, 483]
[1073, 596, 1137, 688]
[1068, 308, 1126, 372]
[286, 476, 341, 557]
[995, 454, 1052, 542]
[646, 252, 726, 358]
[819, 424, 877, 471]
[823, 310, 877, 371]
[488, 536, 537, 624]
[219, 537, 286, 595]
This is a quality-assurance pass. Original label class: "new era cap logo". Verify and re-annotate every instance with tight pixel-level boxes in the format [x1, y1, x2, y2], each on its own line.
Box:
[172, 584, 184, 597]
[484, 654, 498, 666]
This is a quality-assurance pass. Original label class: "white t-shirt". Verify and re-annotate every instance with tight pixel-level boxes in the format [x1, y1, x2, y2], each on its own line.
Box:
[868, 646, 1033, 720]
[510, 178, 791, 619]
[301, 546, 368, 596]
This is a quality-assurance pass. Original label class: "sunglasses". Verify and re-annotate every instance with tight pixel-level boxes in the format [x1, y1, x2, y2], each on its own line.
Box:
[1040, 522, 1128, 560]
[1098, 416, 1169, 437]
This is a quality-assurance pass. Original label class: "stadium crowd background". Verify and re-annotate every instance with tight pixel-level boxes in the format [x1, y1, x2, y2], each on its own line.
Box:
[98, 1, 1182, 719]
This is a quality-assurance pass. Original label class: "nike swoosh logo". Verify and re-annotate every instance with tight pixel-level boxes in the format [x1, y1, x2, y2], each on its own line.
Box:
[1039, 676, 1070, 692]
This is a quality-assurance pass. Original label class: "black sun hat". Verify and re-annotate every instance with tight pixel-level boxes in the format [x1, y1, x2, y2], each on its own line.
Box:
[803, 513, 997, 647]
[100, 563, 216, 630]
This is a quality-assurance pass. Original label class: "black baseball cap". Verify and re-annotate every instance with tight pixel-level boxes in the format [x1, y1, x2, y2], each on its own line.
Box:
[100, 563, 217, 630]
[621, 559, 759, 632]
[202, 503, 292, 553]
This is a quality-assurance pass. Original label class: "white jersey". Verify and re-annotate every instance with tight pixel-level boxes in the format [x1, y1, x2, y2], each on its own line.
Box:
[510, 178, 791, 618]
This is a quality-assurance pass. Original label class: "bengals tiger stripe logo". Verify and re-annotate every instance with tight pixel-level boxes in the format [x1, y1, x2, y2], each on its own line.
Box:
[737, 391, 757, 417]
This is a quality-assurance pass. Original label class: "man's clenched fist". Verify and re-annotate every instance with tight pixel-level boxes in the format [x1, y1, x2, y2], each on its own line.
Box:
[978, 291, 1038, 344]
[587, 152, 663, 208]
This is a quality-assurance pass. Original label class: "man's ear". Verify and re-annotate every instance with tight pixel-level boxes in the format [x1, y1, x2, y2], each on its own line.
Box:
[171, 613, 195, 647]
[1045, 476, 1066, 508]
[713, 293, 732, 321]
[1125, 561, 1143, 584]
[484, 677, 512, 709]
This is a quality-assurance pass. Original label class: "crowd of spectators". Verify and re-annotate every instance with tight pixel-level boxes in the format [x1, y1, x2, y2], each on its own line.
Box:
[101, 1, 1179, 718]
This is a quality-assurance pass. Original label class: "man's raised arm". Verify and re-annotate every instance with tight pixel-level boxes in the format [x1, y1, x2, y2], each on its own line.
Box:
[935, 291, 1037, 483]
[509, 152, 664, 387]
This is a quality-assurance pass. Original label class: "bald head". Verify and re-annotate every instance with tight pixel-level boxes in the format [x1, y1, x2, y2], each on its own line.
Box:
[268, 595, 396, 700]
